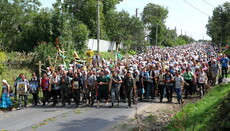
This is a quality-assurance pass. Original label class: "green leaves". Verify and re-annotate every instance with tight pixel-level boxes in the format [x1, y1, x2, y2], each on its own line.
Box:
[207, 2, 230, 46]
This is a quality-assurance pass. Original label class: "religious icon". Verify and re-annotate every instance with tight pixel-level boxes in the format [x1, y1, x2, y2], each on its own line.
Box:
[29, 81, 39, 93]
[73, 81, 79, 89]
[17, 82, 28, 95]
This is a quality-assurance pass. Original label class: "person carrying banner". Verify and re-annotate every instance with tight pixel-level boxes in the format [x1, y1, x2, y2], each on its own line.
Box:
[30, 73, 40, 106]
[16, 75, 30, 110]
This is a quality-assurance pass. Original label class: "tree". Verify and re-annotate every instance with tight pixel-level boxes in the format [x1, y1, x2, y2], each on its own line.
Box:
[206, 2, 230, 46]
[105, 10, 145, 51]
[0, 0, 42, 52]
[16, 9, 53, 52]
[178, 35, 195, 44]
[105, 10, 130, 50]
[62, 0, 107, 39]
[142, 3, 169, 46]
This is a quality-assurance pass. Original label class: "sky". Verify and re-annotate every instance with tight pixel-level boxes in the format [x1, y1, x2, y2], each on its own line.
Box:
[40, 0, 229, 40]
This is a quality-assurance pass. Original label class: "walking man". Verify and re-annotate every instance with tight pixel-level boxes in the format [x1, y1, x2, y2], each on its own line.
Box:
[123, 71, 136, 108]
[59, 71, 71, 107]
[174, 71, 184, 104]
[109, 71, 122, 107]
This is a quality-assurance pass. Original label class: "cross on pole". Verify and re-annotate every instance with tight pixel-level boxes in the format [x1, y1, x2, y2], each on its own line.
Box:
[47, 56, 53, 67]
[36, 61, 44, 78]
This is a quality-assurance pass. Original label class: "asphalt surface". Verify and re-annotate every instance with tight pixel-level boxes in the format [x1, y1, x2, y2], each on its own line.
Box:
[0, 101, 149, 131]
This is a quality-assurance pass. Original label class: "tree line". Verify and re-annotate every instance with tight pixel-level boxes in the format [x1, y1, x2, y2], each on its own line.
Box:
[0, 0, 195, 55]
[207, 2, 230, 47]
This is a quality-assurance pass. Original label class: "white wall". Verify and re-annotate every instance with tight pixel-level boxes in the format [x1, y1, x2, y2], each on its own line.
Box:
[87, 39, 120, 52]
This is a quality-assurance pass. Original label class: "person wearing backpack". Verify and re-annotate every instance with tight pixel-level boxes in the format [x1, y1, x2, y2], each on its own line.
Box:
[164, 69, 174, 103]
[59, 71, 71, 107]
[174, 71, 184, 104]
[158, 69, 165, 103]
[183, 68, 196, 99]
[86, 71, 96, 106]
[109, 71, 122, 107]
[197, 68, 208, 98]
[0, 80, 12, 110]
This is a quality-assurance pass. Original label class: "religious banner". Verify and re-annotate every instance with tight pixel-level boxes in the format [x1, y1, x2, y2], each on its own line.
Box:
[17, 82, 28, 95]
[29, 81, 39, 93]
[73, 81, 80, 89]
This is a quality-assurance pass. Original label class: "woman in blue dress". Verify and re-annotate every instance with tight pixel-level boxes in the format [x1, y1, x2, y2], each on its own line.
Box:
[0, 80, 12, 110]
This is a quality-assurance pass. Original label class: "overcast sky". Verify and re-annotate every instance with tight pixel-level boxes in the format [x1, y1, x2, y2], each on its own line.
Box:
[40, 0, 228, 40]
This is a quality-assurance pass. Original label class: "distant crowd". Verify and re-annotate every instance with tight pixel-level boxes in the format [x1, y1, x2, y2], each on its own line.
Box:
[0, 43, 229, 110]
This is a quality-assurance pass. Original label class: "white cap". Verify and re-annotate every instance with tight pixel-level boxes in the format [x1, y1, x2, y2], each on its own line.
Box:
[2, 80, 7, 84]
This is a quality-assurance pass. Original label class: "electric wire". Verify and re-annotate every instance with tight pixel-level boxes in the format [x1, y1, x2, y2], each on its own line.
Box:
[183, 0, 209, 16]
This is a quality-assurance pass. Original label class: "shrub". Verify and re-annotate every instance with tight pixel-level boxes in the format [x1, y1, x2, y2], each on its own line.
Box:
[0, 51, 6, 74]
[34, 42, 57, 67]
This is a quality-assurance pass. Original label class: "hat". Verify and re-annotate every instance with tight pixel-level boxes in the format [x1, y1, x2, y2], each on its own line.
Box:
[127, 71, 132, 74]
[2, 80, 7, 84]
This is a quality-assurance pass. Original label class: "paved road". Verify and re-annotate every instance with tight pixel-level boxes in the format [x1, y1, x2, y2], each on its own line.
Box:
[0, 102, 149, 131]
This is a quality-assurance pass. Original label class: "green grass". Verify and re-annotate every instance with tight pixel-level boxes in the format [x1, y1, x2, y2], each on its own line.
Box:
[99, 51, 116, 61]
[167, 83, 230, 131]
[0, 67, 37, 108]
[0, 68, 33, 86]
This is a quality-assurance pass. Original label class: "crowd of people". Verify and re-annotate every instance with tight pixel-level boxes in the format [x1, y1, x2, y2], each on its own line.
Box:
[0, 42, 229, 110]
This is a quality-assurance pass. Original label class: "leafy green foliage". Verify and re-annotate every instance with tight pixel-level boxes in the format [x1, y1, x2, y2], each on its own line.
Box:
[175, 37, 186, 45]
[105, 10, 145, 51]
[0, 52, 6, 74]
[167, 83, 230, 131]
[34, 42, 57, 67]
[178, 35, 194, 45]
[206, 2, 230, 46]
[142, 3, 195, 47]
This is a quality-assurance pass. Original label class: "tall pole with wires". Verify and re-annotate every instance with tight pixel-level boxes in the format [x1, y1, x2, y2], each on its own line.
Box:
[97, 0, 100, 52]
[156, 26, 158, 46]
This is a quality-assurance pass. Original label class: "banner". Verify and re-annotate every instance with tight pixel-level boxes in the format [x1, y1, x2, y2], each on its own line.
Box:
[17, 82, 28, 95]
[29, 81, 39, 93]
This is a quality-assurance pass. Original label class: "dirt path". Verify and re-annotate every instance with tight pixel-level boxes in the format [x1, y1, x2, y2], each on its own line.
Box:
[110, 95, 201, 131]
[110, 78, 230, 131]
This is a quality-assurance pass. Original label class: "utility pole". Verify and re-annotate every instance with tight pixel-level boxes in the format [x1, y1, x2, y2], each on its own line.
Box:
[97, 0, 100, 52]
[136, 8, 138, 18]
[156, 26, 158, 46]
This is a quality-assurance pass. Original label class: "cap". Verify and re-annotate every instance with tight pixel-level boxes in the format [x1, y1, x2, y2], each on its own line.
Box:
[2, 80, 7, 84]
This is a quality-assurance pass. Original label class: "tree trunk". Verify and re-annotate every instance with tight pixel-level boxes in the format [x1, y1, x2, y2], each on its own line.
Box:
[116, 41, 119, 51]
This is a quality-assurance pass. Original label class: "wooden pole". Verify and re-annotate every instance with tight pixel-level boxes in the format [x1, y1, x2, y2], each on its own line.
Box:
[36, 61, 44, 79]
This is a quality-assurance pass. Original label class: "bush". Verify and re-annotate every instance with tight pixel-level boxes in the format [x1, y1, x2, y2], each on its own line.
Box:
[34, 42, 57, 67]
[167, 84, 230, 131]
[0, 51, 6, 74]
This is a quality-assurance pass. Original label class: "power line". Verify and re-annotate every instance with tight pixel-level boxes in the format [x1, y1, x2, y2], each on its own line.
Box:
[202, 0, 215, 8]
[183, 0, 209, 16]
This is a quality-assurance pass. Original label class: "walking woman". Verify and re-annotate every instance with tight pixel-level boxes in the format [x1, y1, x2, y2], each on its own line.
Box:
[0, 80, 12, 110]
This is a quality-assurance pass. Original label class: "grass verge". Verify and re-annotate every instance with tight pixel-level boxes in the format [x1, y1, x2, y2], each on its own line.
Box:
[166, 83, 230, 131]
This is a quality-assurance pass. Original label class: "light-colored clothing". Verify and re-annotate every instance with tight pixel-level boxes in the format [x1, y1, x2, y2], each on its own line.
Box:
[174, 76, 184, 89]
